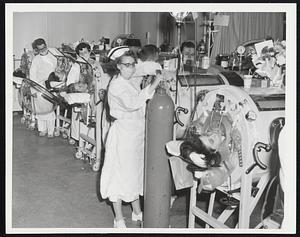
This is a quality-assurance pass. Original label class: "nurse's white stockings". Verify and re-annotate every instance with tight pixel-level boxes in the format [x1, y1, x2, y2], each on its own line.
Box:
[113, 199, 124, 221]
[131, 198, 142, 217]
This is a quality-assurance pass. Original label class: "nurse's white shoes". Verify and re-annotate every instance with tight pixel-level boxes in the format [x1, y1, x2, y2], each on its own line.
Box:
[132, 211, 143, 221]
[113, 218, 126, 228]
[170, 195, 177, 208]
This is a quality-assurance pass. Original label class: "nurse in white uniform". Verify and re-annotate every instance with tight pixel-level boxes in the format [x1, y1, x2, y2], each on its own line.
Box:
[100, 49, 162, 228]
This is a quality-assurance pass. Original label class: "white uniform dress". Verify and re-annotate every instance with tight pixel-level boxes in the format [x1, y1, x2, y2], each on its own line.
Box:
[100, 74, 154, 202]
[29, 51, 57, 134]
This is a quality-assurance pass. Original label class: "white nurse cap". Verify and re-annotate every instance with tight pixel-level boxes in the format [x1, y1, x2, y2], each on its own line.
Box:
[107, 46, 130, 61]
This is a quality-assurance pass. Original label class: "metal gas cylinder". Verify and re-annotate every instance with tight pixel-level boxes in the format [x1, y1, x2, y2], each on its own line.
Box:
[144, 86, 175, 228]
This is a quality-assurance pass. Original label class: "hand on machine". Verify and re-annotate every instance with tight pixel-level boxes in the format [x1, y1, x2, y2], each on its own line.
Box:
[147, 69, 164, 92]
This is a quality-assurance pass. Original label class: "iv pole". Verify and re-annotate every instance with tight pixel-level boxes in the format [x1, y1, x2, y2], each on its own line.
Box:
[207, 19, 213, 58]
[170, 12, 189, 105]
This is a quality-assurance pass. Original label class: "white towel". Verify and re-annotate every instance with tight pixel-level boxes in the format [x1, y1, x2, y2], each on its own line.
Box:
[165, 140, 183, 156]
[13, 76, 24, 85]
[50, 81, 65, 88]
[61, 93, 90, 104]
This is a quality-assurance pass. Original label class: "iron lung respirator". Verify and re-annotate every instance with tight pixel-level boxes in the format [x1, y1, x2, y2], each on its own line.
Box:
[167, 85, 285, 191]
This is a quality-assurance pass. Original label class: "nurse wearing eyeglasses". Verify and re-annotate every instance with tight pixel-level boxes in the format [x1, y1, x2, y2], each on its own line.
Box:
[100, 49, 162, 228]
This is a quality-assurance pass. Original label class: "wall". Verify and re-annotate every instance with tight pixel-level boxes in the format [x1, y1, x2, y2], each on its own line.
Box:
[13, 12, 285, 58]
[130, 12, 206, 49]
[13, 11, 203, 58]
[13, 12, 127, 58]
[13, 12, 48, 57]
[130, 12, 160, 46]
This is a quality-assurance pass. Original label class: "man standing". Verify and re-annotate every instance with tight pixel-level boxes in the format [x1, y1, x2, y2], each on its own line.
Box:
[30, 38, 57, 137]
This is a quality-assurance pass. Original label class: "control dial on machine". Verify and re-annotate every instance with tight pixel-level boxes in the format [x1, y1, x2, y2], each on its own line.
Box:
[237, 45, 245, 55]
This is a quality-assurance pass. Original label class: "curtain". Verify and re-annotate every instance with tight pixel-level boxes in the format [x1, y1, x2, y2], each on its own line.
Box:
[210, 12, 285, 63]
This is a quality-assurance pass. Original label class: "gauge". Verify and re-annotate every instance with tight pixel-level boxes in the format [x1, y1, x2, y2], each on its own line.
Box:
[116, 38, 122, 44]
[237, 45, 245, 55]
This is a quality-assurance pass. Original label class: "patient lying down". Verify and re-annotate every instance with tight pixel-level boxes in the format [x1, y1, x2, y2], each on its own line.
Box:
[66, 81, 89, 93]
[179, 131, 223, 169]
[167, 128, 224, 170]
[59, 81, 91, 105]
[166, 130, 231, 191]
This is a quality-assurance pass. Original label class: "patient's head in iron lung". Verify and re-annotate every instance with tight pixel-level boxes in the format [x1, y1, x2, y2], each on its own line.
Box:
[179, 128, 232, 191]
[67, 81, 88, 93]
[180, 131, 223, 169]
[180, 41, 195, 66]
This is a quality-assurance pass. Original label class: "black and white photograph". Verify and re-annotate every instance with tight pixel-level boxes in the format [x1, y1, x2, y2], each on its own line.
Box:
[5, 3, 296, 234]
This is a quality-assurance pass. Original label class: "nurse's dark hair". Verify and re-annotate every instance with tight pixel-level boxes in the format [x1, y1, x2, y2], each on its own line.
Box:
[180, 132, 221, 167]
[75, 42, 91, 55]
[180, 41, 195, 52]
[138, 44, 159, 61]
[32, 38, 46, 50]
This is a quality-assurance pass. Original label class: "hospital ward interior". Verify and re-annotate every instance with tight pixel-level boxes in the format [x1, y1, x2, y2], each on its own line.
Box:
[11, 11, 288, 230]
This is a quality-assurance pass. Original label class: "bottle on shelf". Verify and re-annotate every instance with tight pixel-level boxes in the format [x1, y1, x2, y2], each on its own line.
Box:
[197, 39, 206, 55]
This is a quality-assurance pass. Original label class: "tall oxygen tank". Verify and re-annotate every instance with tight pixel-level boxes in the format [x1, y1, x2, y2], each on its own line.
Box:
[144, 86, 175, 228]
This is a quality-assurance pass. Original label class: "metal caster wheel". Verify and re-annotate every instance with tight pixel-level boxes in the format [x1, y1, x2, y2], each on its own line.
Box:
[69, 138, 76, 145]
[54, 129, 60, 137]
[61, 132, 68, 139]
[89, 155, 96, 166]
[21, 117, 26, 124]
[28, 122, 36, 131]
[74, 151, 83, 159]
[85, 143, 93, 150]
[92, 162, 100, 172]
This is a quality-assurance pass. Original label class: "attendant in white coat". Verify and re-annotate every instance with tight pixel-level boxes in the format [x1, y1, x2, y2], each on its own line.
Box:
[30, 38, 57, 137]
[100, 50, 162, 228]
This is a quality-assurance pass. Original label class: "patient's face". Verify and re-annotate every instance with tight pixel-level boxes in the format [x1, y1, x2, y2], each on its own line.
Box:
[79, 48, 91, 60]
[182, 47, 195, 64]
[36, 43, 48, 56]
[74, 82, 88, 92]
[199, 131, 224, 151]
